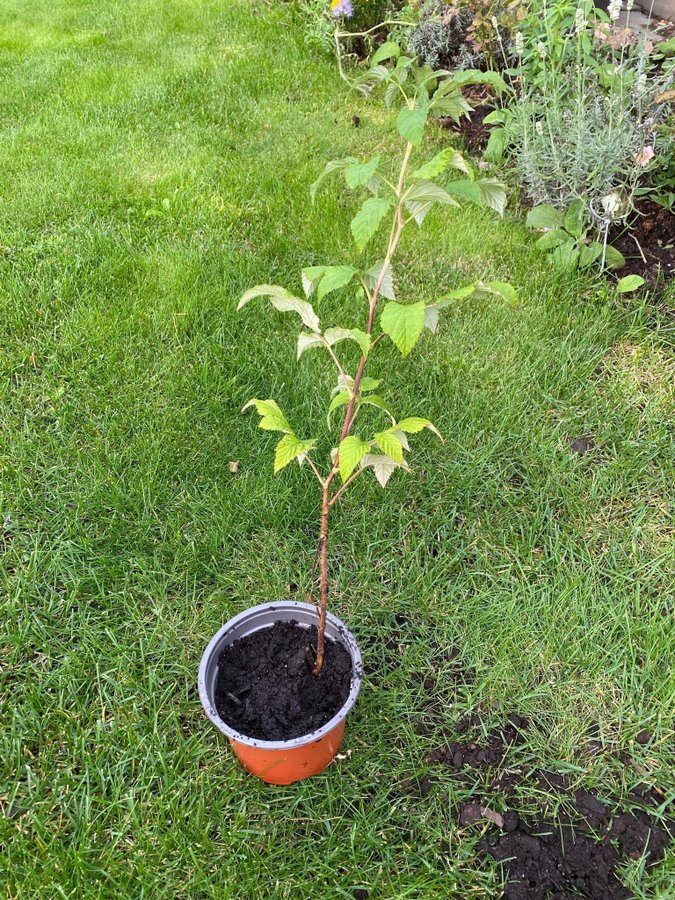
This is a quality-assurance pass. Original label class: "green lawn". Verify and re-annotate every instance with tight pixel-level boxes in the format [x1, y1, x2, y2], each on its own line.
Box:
[1, 0, 673, 896]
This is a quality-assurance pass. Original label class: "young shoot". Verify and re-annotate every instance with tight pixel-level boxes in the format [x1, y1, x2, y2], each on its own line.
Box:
[238, 47, 515, 674]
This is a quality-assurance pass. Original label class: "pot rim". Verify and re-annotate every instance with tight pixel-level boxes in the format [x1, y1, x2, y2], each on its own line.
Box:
[198, 600, 363, 751]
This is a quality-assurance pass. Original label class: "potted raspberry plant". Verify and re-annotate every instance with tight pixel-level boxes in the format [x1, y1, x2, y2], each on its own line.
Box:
[198, 46, 515, 784]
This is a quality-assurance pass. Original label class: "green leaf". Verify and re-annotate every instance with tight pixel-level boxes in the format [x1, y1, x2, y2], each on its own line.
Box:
[345, 156, 381, 190]
[411, 148, 470, 180]
[324, 326, 371, 356]
[564, 199, 587, 239]
[301, 265, 327, 297]
[297, 332, 324, 358]
[483, 109, 506, 125]
[361, 394, 395, 423]
[551, 244, 580, 270]
[603, 244, 626, 270]
[238, 285, 320, 332]
[359, 376, 382, 393]
[371, 41, 401, 65]
[445, 179, 483, 205]
[483, 127, 507, 163]
[310, 157, 357, 202]
[396, 101, 428, 146]
[536, 230, 572, 251]
[350, 198, 391, 251]
[616, 274, 645, 293]
[451, 69, 507, 94]
[360, 453, 405, 487]
[381, 301, 425, 356]
[353, 64, 389, 95]
[364, 260, 396, 300]
[396, 417, 442, 439]
[327, 391, 350, 429]
[405, 181, 459, 225]
[339, 435, 370, 482]
[578, 242, 603, 270]
[476, 178, 507, 217]
[274, 433, 316, 473]
[317, 265, 358, 301]
[374, 430, 403, 463]
[526, 204, 565, 229]
[430, 90, 472, 122]
[242, 398, 291, 433]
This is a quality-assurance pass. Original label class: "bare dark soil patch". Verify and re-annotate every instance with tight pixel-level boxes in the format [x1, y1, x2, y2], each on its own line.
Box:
[215, 621, 352, 741]
[609, 198, 675, 287]
[442, 103, 492, 154]
[422, 714, 674, 898]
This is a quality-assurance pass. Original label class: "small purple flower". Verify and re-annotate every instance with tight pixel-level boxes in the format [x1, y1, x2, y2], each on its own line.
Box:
[331, 0, 354, 17]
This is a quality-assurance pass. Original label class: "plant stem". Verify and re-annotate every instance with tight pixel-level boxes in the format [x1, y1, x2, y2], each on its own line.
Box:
[312, 479, 331, 675]
[312, 142, 413, 674]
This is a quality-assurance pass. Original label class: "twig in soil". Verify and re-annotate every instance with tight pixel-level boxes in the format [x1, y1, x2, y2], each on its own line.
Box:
[633, 234, 648, 264]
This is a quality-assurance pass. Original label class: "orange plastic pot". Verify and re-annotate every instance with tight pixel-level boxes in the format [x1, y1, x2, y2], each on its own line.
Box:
[198, 601, 362, 785]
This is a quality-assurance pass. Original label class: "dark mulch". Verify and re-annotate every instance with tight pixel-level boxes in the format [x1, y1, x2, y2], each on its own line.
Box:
[608, 198, 675, 287]
[442, 103, 493, 154]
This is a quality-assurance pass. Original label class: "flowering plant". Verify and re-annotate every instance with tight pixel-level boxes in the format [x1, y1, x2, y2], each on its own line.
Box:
[238, 49, 514, 673]
[483, 0, 672, 255]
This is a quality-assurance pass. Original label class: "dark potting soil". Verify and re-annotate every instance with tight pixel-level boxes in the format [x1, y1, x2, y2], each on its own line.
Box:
[609, 198, 675, 287]
[214, 620, 352, 742]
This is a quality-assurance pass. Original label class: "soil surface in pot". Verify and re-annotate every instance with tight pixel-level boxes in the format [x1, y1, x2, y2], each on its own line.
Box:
[215, 620, 352, 741]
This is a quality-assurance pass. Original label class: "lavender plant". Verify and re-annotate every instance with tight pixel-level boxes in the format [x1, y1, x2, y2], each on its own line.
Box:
[238, 49, 514, 673]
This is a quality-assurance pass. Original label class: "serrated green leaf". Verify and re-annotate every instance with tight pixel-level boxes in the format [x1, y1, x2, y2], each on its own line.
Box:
[297, 332, 324, 359]
[238, 285, 320, 332]
[483, 127, 507, 163]
[396, 102, 428, 146]
[345, 156, 381, 190]
[396, 417, 441, 439]
[430, 91, 472, 122]
[274, 434, 316, 473]
[268, 294, 320, 332]
[317, 265, 358, 300]
[362, 394, 395, 423]
[360, 453, 406, 487]
[405, 181, 459, 225]
[243, 398, 291, 433]
[451, 69, 507, 94]
[476, 178, 507, 217]
[301, 265, 327, 298]
[364, 260, 395, 300]
[381, 301, 425, 356]
[353, 64, 389, 95]
[339, 435, 371, 482]
[483, 109, 506, 125]
[359, 376, 382, 393]
[374, 430, 403, 463]
[350, 198, 391, 251]
[411, 148, 470, 180]
[371, 40, 401, 65]
[310, 157, 358, 202]
[616, 274, 645, 293]
[445, 179, 483, 205]
[324, 326, 371, 356]
[526, 204, 564, 229]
